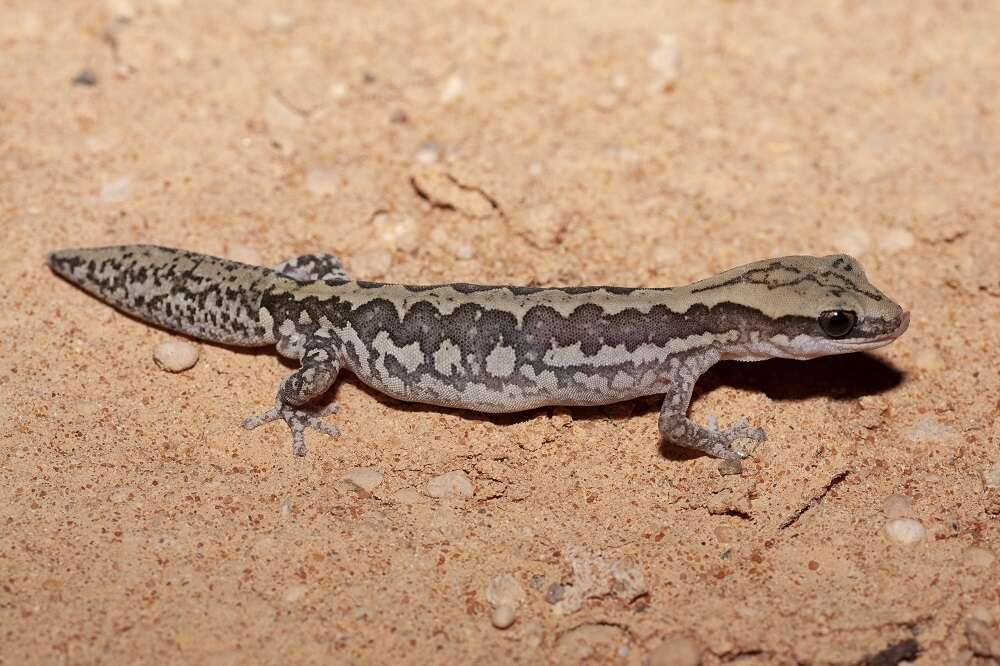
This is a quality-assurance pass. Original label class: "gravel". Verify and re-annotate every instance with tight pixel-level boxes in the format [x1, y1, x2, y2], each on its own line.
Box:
[884, 517, 927, 545]
[426, 470, 474, 499]
[153, 340, 199, 372]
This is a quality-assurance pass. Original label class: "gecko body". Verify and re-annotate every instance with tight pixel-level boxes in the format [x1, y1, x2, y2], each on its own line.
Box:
[49, 246, 908, 460]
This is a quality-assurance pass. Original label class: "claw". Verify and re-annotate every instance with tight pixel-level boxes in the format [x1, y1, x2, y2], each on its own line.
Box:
[242, 401, 341, 456]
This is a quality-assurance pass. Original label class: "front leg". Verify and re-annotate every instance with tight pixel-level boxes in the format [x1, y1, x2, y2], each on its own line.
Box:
[242, 344, 342, 456]
[658, 351, 766, 461]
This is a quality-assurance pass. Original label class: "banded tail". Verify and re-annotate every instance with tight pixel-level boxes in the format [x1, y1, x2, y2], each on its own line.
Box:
[48, 245, 277, 346]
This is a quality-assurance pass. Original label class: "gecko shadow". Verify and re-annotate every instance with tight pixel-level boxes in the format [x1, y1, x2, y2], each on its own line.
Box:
[658, 352, 907, 460]
[329, 351, 905, 462]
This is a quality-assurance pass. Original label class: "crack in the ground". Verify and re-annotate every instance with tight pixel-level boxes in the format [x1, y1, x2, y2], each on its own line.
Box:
[779, 469, 850, 530]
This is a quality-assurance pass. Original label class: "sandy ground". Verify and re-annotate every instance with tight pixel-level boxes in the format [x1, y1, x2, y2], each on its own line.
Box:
[2, 1, 999, 664]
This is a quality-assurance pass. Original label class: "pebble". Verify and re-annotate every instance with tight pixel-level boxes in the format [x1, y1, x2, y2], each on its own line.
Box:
[963, 547, 996, 568]
[100, 176, 132, 203]
[984, 461, 1000, 489]
[426, 470, 474, 499]
[305, 167, 339, 196]
[713, 526, 737, 543]
[341, 467, 384, 493]
[72, 69, 98, 87]
[717, 459, 743, 476]
[884, 517, 927, 545]
[372, 212, 420, 252]
[646, 634, 702, 666]
[284, 584, 308, 603]
[903, 415, 958, 443]
[491, 605, 516, 629]
[414, 141, 440, 164]
[966, 605, 1000, 658]
[545, 583, 566, 604]
[269, 11, 295, 31]
[439, 73, 465, 103]
[105, 0, 135, 20]
[486, 574, 525, 630]
[153, 340, 199, 372]
[648, 33, 681, 91]
[226, 244, 262, 266]
[330, 82, 348, 99]
[555, 624, 629, 661]
[882, 494, 913, 519]
[879, 227, 915, 253]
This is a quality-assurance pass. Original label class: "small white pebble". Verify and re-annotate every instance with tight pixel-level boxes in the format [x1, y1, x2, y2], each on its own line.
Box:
[330, 81, 348, 99]
[341, 467, 384, 493]
[100, 176, 132, 203]
[984, 461, 1000, 489]
[879, 227, 915, 253]
[648, 33, 681, 91]
[414, 142, 440, 164]
[153, 340, 199, 372]
[882, 494, 913, 519]
[903, 414, 958, 443]
[963, 547, 996, 568]
[486, 574, 525, 629]
[884, 517, 927, 545]
[372, 212, 420, 252]
[440, 73, 465, 103]
[450, 242, 475, 260]
[491, 604, 516, 629]
[105, 0, 135, 20]
[284, 584, 308, 603]
[269, 10, 295, 31]
[305, 167, 339, 196]
[426, 470, 474, 499]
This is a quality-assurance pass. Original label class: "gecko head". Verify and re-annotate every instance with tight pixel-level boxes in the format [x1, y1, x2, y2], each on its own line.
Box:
[712, 254, 909, 360]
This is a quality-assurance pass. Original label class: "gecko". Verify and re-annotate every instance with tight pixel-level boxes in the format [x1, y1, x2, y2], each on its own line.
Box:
[48, 245, 909, 461]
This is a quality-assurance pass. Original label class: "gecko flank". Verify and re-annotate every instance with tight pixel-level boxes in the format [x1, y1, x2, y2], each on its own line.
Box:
[48, 246, 909, 460]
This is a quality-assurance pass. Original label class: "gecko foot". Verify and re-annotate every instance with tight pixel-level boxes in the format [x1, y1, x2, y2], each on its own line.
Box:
[719, 417, 767, 459]
[242, 402, 341, 456]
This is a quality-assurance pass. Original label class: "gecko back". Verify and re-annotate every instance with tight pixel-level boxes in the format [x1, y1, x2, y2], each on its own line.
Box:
[49, 245, 277, 346]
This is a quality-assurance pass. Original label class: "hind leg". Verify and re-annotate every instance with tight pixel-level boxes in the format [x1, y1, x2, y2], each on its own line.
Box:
[274, 253, 350, 283]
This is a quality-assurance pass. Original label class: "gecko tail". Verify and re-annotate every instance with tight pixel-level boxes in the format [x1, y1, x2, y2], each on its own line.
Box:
[49, 245, 277, 346]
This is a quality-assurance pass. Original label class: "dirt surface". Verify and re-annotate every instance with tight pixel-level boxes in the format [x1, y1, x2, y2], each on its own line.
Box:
[2, 1, 999, 664]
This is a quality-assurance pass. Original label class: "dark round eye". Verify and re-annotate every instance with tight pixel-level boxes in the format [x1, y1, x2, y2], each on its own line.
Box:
[819, 310, 857, 338]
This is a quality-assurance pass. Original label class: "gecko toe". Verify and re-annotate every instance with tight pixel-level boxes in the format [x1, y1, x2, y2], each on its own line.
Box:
[242, 401, 341, 455]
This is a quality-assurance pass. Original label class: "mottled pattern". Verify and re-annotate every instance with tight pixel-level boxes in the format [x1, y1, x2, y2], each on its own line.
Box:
[49, 245, 909, 460]
[48, 246, 275, 346]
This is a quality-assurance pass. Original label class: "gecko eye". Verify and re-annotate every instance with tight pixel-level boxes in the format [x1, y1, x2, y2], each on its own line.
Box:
[819, 310, 857, 338]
